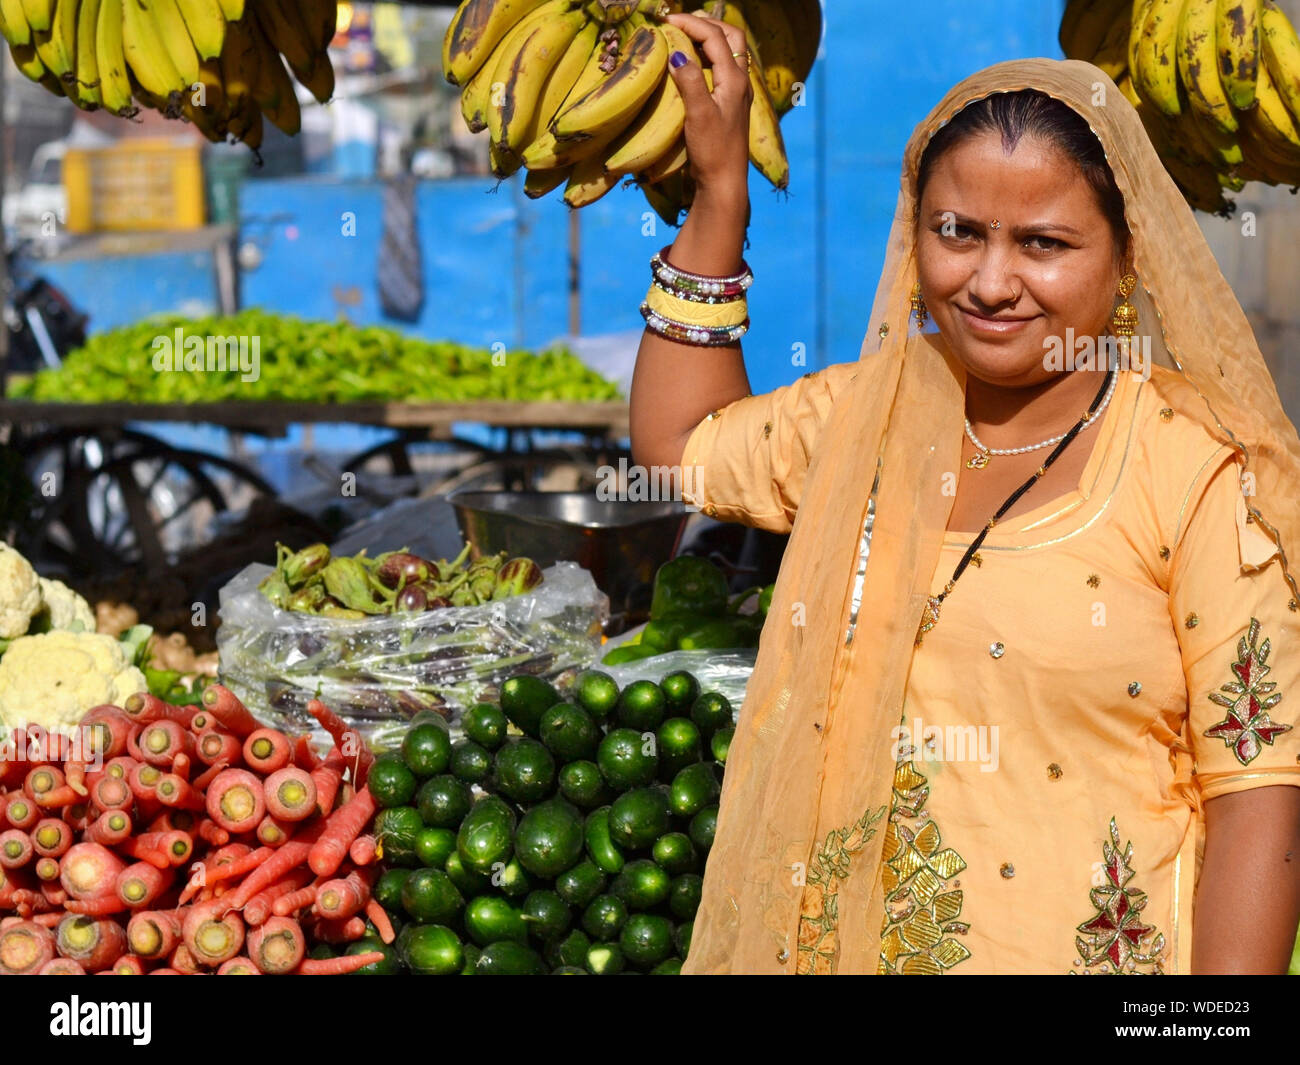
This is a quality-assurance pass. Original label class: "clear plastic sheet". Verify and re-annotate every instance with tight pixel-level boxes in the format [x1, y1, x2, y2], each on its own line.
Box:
[601, 649, 756, 720]
[216, 561, 608, 750]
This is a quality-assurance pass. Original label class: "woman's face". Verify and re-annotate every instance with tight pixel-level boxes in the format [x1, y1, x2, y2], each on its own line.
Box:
[915, 130, 1127, 389]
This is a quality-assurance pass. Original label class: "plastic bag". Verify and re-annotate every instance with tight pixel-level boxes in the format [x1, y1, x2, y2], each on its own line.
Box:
[601, 649, 756, 720]
[216, 561, 608, 750]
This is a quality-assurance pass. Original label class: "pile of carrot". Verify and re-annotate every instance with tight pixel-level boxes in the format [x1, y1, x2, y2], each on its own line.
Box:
[0, 686, 387, 976]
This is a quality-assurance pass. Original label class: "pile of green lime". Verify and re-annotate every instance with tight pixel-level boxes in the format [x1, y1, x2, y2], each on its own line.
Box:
[352, 668, 734, 975]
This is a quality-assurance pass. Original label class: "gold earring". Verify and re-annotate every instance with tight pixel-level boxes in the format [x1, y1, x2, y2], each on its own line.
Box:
[1111, 274, 1138, 337]
[911, 282, 929, 328]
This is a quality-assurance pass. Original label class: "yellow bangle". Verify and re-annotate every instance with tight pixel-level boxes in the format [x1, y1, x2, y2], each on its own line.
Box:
[645, 283, 749, 329]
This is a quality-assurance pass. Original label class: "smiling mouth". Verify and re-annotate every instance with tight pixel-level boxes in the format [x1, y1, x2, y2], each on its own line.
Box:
[957, 307, 1037, 333]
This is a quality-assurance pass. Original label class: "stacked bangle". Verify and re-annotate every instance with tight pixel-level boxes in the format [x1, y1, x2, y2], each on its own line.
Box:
[642, 247, 753, 347]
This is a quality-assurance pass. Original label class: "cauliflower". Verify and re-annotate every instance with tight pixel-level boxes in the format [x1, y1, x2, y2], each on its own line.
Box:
[0, 630, 148, 734]
[0, 543, 41, 639]
[36, 578, 96, 633]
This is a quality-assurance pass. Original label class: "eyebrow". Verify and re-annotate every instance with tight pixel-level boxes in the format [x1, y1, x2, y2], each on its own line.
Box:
[929, 211, 1084, 237]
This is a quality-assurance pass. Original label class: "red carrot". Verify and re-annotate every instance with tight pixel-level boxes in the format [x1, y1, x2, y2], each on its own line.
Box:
[307, 699, 374, 785]
[183, 898, 245, 967]
[147, 809, 196, 835]
[247, 915, 305, 974]
[115, 862, 171, 909]
[156, 773, 205, 812]
[0, 829, 32, 869]
[63, 759, 89, 798]
[34, 857, 61, 883]
[243, 868, 313, 926]
[364, 898, 395, 944]
[195, 845, 271, 890]
[298, 951, 384, 975]
[87, 755, 138, 794]
[148, 967, 182, 975]
[56, 913, 127, 971]
[264, 766, 317, 822]
[349, 833, 377, 866]
[111, 954, 146, 975]
[216, 956, 260, 974]
[196, 819, 230, 848]
[256, 816, 290, 848]
[60, 842, 127, 900]
[79, 705, 134, 761]
[126, 909, 182, 959]
[64, 894, 128, 917]
[119, 831, 191, 870]
[309, 787, 376, 878]
[127, 762, 162, 802]
[125, 724, 145, 763]
[224, 820, 325, 911]
[169, 942, 203, 974]
[24, 765, 64, 803]
[85, 810, 133, 847]
[272, 882, 319, 917]
[310, 763, 343, 819]
[3, 792, 38, 830]
[32, 911, 63, 928]
[123, 692, 197, 727]
[201, 685, 261, 739]
[243, 729, 291, 775]
[138, 720, 191, 767]
[292, 734, 320, 770]
[309, 915, 367, 943]
[195, 728, 242, 768]
[39, 957, 87, 974]
[170, 752, 191, 782]
[191, 761, 231, 793]
[92, 775, 132, 812]
[188, 709, 217, 734]
[206, 768, 265, 834]
[315, 868, 370, 920]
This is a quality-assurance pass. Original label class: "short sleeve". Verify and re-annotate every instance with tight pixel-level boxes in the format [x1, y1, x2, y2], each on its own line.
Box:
[1170, 451, 1300, 800]
[680, 362, 859, 533]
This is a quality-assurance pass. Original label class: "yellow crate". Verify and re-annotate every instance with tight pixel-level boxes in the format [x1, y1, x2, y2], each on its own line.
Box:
[63, 140, 206, 233]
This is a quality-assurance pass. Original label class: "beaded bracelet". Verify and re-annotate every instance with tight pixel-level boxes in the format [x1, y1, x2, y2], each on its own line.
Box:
[641, 301, 750, 346]
[651, 246, 753, 303]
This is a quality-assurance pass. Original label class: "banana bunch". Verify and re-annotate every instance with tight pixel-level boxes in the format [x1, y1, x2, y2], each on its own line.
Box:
[1060, 0, 1300, 215]
[443, 0, 820, 223]
[0, 0, 338, 151]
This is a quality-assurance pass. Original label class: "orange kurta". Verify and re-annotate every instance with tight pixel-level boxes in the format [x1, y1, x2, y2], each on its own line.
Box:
[683, 362, 1300, 974]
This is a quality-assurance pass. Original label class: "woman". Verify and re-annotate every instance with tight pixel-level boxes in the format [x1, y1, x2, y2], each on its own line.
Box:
[634, 12, 1300, 974]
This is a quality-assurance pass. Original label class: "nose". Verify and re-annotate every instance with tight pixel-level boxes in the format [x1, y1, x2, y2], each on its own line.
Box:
[967, 241, 1021, 311]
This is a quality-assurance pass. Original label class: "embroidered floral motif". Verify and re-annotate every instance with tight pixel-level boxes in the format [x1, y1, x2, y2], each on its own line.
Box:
[1202, 617, 1291, 765]
[877, 759, 972, 975]
[1071, 818, 1166, 975]
[795, 804, 887, 975]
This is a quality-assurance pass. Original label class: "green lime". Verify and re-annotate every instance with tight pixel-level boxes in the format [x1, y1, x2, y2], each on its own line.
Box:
[374, 806, 423, 867]
[558, 760, 608, 809]
[475, 941, 547, 975]
[495, 855, 532, 898]
[444, 851, 491, 897]
[539, 702, 601, 762]
[608, 787, 671, 852]
[515, 799, 585, 878]
[553, 965, 589, 974]
[462, 702, 509, 750]
[649, 956, 683, 975]
[619, 913, 673, 969]
[659, 670, 701, 712]
[550, 928, 590, 969]
[689, 805, 719, 852]
[669, 872, 703, 920]
[345, 936, 401, 975]
[581, 894, 628, 942]
[596, 728, 659, 792]
[401, 722, 452, 778]
[651, 832, 698, 875]
[574, 669, 620, 721]
[493, 738, 557, 804]
[522, 889, 573, 943]
[554, 860, 607, 908]
[401, 867, 464, 924]
[674, 920, 693, 959]
[450, 740, 493, 784]
[690, 692, 733, 738]
[416, 774, 473, 829]
[669, 761, 722, 818]
[499, 675, 562, 737]
[396, 924, 463, 976]
[585, 941, 624, 975]
[711, 726, 734, 765]
[656, 717, 703, 779]
[610, 858, 671, 911]
[373, 867, 411, 913]
[463, 895, 529, 947]
[368, 754, 417, 809]
[415, 826, 457, 868]
[615, 680, 668, 732]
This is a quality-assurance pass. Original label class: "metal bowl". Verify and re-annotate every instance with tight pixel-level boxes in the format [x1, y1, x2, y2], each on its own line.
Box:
[447, 491, 688, 627]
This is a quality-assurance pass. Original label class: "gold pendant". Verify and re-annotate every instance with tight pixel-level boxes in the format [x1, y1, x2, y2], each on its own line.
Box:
[915, 595, 943, 646]
[966, 452, 990, 470]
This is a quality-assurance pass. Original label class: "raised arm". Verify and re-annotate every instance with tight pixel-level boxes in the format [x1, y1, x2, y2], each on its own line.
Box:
[629, 11, 755, 471]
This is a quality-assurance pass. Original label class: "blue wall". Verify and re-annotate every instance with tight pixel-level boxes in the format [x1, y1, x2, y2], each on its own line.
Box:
[27, 1, 1065, 405]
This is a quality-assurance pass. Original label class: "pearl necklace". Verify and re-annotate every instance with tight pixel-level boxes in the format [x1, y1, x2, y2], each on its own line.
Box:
[964, 370, 1118, 470]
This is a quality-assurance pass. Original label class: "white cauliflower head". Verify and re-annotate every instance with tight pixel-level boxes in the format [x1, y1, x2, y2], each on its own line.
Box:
[0, 544, 41, 639]
[36, 578, 96, 633]
[0, 630, 148, 734]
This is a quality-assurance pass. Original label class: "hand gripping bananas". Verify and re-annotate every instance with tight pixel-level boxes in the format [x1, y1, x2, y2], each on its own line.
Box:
[1060, 0, 1300, 214]
[0, 0, 339, 148]
[444, 0, 820, 217]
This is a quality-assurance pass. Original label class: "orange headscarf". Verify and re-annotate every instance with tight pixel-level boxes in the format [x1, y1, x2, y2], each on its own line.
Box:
[683, 57, 1300, 975]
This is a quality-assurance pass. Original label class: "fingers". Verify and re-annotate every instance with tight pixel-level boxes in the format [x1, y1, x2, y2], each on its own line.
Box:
[664, 12, 750, 97]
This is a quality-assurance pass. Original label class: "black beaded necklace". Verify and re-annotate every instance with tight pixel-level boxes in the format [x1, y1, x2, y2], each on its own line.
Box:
[915, 367, 1116, 646]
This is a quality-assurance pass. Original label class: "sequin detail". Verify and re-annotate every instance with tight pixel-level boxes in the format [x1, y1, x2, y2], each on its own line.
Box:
[1128, 681, 1142, 697]
[795, 804, 887, 975]
[1185, 612, 1200, 629]
[989, 642, 1005, 658]
[1202, 617, 1291, 765]
[878, 760, 972, 975]
[1048, 763, 1063, 780]
[1087, 574, 1100, 588]
[1071, 818, 1166, 975]
[1159, 408, 1174, 421]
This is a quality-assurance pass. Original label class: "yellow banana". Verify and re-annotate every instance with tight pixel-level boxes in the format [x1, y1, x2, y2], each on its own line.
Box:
[739, 0, 799, 113]
[1134, 0, 1184, 115]
[215, 0, 241, 20]
[292, 0, 337, 51]
[524, 164, 573, 198]
[250, 10, 302, 135]
[1260, 0, 1300, 122]
[444, 0, 553, 86]
[490, 140, 524, 178]
[516, 19, 600, 151]
[1092, 6, 1133, 79]
[604, 62, 684, 175]
[175, 0, 225, 60]
[718, 1, 789, 189]
[31, 0, 75, 81]
[1217, 0, 1260, 109]
[1188, 106, 1245, 164]
[1179, 0, 1239, 132]
[553, 17, 668, 140]
[564, 152, 622, 207]
[1238, 122, 1300, 180]
[96, 0, 136, 113]
[1129, 0, 1157, 83]
[1060, 0, 1130, 59]
[521, 23, 621, 164]
[773, 0, 815, 83]
[295, 50, 335, 103]
[147, 0, 202, 88]
[487, 0, 586, 149]
[641, 169, 689, 227]
[73, 0, 103, 108]
[460, 28, 504, 132]
[1247, 54, 1300, 157]
[256, 0, 317, 80]
[9, 38, 49, 81]
[639, 132, 687, 183]
[1, 0, 33, 47]
[18, 0, 51, 34]
[122, 0, 185, 98]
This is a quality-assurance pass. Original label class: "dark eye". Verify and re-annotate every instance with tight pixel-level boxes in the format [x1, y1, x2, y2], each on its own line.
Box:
[1024, 235, 1065, 251]
[937, 223, 975, 241]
